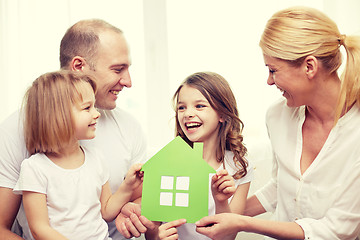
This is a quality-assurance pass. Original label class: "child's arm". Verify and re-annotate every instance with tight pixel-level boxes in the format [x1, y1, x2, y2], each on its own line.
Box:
[101, 163, 144, 222]
[23, 192, 68, 240]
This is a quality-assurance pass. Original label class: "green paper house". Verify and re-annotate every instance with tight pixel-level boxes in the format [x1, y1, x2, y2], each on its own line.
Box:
[141, 136, 216, 223]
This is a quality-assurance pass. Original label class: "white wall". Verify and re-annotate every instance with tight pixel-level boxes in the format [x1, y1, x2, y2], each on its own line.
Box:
[1, 1, 360, 239]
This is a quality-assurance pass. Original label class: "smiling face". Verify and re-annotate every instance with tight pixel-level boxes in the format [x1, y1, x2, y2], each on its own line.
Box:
[72, 83, 101, 140]
[176, 84, 222, 146]
[263, 54, 312, 107]
[84, 30, 132, 110]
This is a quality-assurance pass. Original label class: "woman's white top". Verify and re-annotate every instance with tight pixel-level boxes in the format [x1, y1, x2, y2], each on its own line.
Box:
[255, 98, 360, 239]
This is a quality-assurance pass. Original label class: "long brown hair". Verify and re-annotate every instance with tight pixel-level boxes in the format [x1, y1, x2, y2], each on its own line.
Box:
[173, 72, 248, 179]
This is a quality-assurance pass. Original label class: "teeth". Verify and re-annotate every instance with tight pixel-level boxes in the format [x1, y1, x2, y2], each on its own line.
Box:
[111, 90, 120, 95]
[186, 123, 201, 128]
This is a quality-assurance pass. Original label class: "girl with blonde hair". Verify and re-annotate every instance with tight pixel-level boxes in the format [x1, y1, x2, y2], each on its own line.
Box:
[14, 70, 143, 240]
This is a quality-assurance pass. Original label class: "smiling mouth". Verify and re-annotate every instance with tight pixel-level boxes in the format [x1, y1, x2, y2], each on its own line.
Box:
[110, 90, 120, 95]
[185, 122, 202, 130]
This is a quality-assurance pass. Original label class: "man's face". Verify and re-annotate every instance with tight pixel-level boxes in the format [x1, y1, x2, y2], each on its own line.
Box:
[85, 31, 132, 110]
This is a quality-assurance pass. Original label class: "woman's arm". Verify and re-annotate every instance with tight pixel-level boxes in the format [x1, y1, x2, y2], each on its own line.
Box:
[196, 213, 304, 240]
[23, 192, 68, 240]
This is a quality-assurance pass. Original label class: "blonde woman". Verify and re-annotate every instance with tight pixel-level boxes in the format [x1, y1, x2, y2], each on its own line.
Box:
[196, 6, 360, 240]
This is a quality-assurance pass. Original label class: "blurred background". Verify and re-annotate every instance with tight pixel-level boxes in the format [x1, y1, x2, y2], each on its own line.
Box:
[1, 0, 360, 239]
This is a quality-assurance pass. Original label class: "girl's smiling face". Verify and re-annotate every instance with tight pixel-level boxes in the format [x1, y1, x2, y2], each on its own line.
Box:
[176, 84, 222, 145]
[72, 83, 101, 140]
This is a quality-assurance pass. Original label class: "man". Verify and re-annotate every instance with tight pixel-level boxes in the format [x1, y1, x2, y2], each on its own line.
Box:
[0, 19, 149, 240]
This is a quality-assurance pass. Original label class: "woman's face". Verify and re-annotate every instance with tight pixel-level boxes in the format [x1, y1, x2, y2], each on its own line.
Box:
[263, 54, 312, 107]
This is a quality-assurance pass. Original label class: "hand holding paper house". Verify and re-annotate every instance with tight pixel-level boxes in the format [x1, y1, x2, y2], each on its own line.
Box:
[141, 136, 216, 223]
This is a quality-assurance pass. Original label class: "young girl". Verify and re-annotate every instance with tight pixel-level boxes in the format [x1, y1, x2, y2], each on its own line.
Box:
[146, 71, 253, 240]
[13, 70, 143, 240]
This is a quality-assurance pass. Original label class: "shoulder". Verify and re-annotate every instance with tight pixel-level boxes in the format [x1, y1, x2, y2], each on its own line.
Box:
[0, 110, 24, 142]
[223, 151, 253, 182]
[266, 98, 303, 131]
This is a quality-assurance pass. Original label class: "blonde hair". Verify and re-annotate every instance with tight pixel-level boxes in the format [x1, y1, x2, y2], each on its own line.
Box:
[260, 6, 360, 121]
[23, 70, 97, 155]
[173, 72, 248, 179]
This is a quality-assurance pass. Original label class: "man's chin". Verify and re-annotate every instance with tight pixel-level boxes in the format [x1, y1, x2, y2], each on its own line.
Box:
[95, 102, 116, 110]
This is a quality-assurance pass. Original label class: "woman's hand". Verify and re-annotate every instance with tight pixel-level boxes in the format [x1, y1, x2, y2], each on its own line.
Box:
[196, 213, 239, 240]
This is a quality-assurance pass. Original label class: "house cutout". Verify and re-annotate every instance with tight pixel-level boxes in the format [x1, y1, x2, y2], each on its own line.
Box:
[141, 136, 216, 223]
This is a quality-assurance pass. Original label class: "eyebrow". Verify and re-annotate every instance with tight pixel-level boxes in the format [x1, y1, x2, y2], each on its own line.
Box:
[178, 99, 208, 104]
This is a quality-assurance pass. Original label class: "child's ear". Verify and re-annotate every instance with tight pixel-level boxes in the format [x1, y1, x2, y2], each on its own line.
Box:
[219, 116, 225, 123]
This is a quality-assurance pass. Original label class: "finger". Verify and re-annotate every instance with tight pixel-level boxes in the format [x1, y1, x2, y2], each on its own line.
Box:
[163, 219, 187, 229]
[125, 217, 141, 237]
[195, 216, 216, 227]
[129, 213, 147, 234]
[115, 217, 132, 239]
[159, 224, 178, 239]
[139, 215, 157, 230]
[215, 169, 229, 177]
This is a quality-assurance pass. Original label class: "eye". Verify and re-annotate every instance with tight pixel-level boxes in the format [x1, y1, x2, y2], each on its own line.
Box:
[83, 105, 91, 111]
[269, 69, 276, 74]
[196, 104, 206, 109]
[177, 105, 185, 111]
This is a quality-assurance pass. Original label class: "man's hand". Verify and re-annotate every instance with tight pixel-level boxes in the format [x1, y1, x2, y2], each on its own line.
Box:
[115, 202, 156, 238]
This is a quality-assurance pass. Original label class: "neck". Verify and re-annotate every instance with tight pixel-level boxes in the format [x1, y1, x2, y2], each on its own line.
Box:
[46, 141, 84, 169]
[306, 73, 341, 125]
[202, 138, 221, 170]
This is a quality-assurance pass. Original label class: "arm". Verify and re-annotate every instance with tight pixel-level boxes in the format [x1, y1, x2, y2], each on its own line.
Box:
[244, 195, 266, 217]
[22, 192, 68, 240]
[196, 213, 304, 240]
[0, 187, 23, 240]
[101, 163, 143, 222]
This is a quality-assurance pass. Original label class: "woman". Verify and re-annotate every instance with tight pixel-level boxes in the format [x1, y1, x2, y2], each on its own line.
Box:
[196, 6, 360, 239]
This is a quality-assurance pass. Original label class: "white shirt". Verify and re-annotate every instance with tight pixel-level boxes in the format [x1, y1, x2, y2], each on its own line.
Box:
[13, 147, 110, 240]
[177, 150, 253, 240]
[255, 98, 360, 239]
[0, 107, 147, 240]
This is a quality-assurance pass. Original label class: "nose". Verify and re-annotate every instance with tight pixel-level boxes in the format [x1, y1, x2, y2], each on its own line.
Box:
[93, 109, 101, 120]
[267, 74, 275, 86]
[184, 108, 195, 118]
[119, 69, 132, 88]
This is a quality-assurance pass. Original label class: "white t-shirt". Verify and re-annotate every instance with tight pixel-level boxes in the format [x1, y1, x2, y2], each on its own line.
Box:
[0, 107, 147, 240]
[13, 147, 110, 240]
[177, 150, 253, 240]
[255, 98, 360, 239]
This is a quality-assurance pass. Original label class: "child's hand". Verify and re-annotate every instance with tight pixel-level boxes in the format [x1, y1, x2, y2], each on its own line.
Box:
[158, 219, 186, 240]
[123, 163, 144, 191]
[211, 169, 236, 203]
